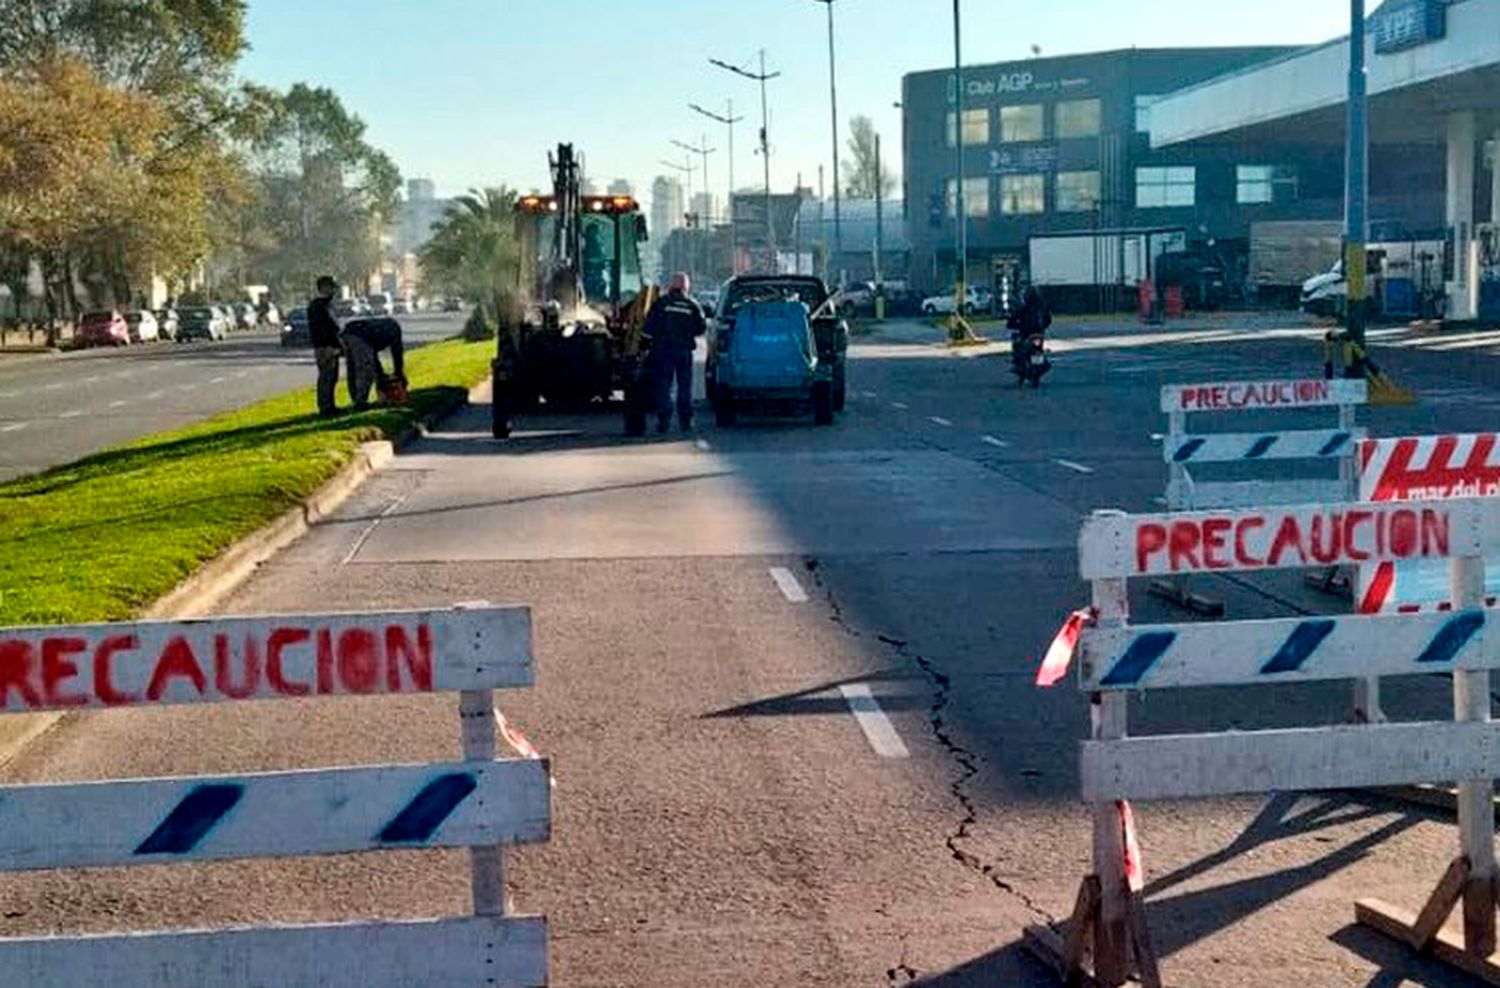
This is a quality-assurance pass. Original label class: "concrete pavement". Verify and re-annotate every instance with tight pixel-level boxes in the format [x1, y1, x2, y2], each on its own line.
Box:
[0, 313, 464, 481]
[4, 316, 1500, 985]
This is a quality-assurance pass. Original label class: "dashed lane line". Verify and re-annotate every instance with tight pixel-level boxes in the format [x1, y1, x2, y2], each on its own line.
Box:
[146, 390, 165, 400]
[1054, 459, 1095, 474]
[929, 416, 954, 427]
[769, 566, 809, 603]
[108, 400, 127, 409]
[839, 685, 910, 759]
[891, 401, 910, 411]
[59, 409, 83, 419]
[0, 422, 27, 433]
[981, 435, 1009, 448]
[858, 389, 878, 398]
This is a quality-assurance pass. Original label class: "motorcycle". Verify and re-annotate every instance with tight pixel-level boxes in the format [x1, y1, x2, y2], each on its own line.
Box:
[1011, 331, 1051, 388]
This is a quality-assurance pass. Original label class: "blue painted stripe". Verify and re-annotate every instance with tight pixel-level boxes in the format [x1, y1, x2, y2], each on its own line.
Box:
[1099, 631, 1177, 687]
[378, 772, 478, 844]
[1259, 619, 1336, 675]
[135, 784, 244, 856]
[1416, 610, 1486, 665]
[1318, 432, 1353, 457]
[1172, 439, 1206, 463]
[1245, 436, 1279, 459]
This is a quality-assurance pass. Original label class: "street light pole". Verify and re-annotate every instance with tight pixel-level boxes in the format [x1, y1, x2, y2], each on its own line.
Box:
[812, 0, 844, 287]
[674, 137, 718, 281]
[1344, 0, 1369, 368]
[952, 0, 967, 335]
[691, 100, 745, 273]
[711, 52, 781, 272]
[658, 157, 695, 276]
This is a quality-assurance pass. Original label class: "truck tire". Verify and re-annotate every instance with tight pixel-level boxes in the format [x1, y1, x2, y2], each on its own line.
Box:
[491, 373, 512, 439]
[832, 363, 847, 412]
[715, 385, 736, 427]
[624, 404, 646, 437]
[813, 381, 834, 426]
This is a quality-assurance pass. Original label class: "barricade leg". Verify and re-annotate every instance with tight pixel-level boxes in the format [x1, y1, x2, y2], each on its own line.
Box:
[1356, 556, 1498, 981]
[1024, 578, 1160, 988]
[460, 688, 509, 917]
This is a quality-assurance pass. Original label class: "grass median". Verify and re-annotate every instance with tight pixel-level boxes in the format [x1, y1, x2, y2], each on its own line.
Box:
[0, 338, 494, 627]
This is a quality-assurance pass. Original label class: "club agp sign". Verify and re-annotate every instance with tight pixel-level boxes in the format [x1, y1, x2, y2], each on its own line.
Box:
[1081, 502, 1476, 580]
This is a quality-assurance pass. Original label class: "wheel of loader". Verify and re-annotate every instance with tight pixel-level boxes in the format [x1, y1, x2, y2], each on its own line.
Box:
[491, 376, 512, 439]
[813, 380, 834, 426]
[832, 362, 847, 412]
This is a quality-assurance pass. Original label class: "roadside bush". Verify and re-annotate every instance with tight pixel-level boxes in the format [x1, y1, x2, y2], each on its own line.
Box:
[461, 306, 495, 342]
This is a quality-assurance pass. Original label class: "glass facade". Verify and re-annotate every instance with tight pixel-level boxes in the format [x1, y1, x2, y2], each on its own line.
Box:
[1055, 171, 1101, 212]
[1236, 164, 1299, 204]
[947, 177, 991, 218]
[999, 104, 1045, 143]
[1054, 99, 1101, 140]
[946, 108, 991, 147]
[1135, 166, 1196, 208]
[999, 174, 1045, 215]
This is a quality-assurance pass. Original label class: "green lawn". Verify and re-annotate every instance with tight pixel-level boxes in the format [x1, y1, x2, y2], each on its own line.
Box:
[0, 339, 494, 627]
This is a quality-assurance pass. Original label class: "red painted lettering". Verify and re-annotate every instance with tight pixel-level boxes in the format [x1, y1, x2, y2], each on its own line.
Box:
[1202, 519, 1231, 569]
[93, 634, 138, 706]
[0, 640, 39, 708]
[1390, 510, 1418, 558]
[1234, 517, 1265, 566]
[41, 637, 87, 708]
[1168, 521, 1201, 571]
[1266, 516, 1307, 566]
[1309, 513, 1343, 564]
[1211, 385, 1227, 408]
[146, 636, 207, 701]
[214, 634, 261, 700]
[266, 628, 311, 697]
[316, 628, 335, 694]
[338, 628, 380, 694]
[385, 625, 434, 692]
[1135, 523, 1168, 572]
[1344, 511, 1372, 561]
[1422, 509, 1450, 558]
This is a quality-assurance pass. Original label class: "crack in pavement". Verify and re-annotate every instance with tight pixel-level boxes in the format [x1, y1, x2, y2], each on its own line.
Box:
[801, 558, 1060, 938]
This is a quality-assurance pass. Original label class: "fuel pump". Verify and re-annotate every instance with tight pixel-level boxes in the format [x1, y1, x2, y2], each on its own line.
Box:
[1478, 223, 1500, 322]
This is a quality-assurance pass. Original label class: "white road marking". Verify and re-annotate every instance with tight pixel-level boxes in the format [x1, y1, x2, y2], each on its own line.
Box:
[209, 376, 227, 384]
[146, 390, 165, 400]
[695, 439, 711, 452]
[769, 566, 809, 603]
[82, 375, 100, 384]
[839, 685, 910, 759]
[981, 435, 1009, 448]
[0, 422, 27, 433]
[42, 383, 64, 392]
[342, 492, 411, 565]
[891, 401, 910, 410]
[179, 383, 197, 392]
[59, 409, 83, 419]
[1054, 459, 1095, 474]
[929, 416, 954, 427]
[858, 389, 878, 398]
[108, 399, 127, 409]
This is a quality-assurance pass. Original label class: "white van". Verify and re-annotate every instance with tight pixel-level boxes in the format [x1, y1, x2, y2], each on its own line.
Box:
[367, 292, 394, 317]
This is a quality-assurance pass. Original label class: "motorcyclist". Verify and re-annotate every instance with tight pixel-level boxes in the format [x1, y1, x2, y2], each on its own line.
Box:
[1007, 285, 1051, 371]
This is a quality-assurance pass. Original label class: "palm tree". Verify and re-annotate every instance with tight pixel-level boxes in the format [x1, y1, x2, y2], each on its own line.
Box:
[418, 187, 519, 322]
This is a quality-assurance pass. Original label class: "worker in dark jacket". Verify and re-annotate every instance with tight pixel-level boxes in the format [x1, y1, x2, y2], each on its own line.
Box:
[308, 276, 343, 417]
[342, 316, 407, 408]
[642, 272, 707, 433]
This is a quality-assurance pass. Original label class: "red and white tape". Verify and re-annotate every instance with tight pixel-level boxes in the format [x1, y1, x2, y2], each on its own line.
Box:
[1036, 608, 1095, 687]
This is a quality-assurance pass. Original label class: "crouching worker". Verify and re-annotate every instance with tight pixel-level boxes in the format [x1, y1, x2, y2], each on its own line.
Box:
[343, 317, 408, 407]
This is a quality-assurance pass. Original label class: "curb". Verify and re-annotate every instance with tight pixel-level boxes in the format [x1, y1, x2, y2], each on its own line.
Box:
[0, 376, 490, 771]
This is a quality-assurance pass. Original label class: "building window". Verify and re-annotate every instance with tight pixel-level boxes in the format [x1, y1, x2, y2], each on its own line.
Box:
[1055, 171, 1100, 212]
[946, 108, 991, 146]
[1134, 95, 1161, 134]
[1054, 99, 1101, 140]
[1236, 164, 1299, 204]
[947, 177, 991, 218]
[999, 104, 1044, 143]
[999, 174, 1045, 215]
[1135, 166, 1196, 208]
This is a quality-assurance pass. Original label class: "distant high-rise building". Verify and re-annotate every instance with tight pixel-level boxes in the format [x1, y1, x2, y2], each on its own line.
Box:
[581, 176, 598, 196]
[407, 178, 436, 203]
[690, 192, 717, 226]
[607, 179, 635, 197]
[651, 176, 685, 238]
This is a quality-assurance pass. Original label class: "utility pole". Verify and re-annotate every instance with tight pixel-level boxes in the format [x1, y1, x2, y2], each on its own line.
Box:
[1344, 0, 1369, 371]
[658, 157, 695, 277]
[812, 0, 844, 287]
[691, 99, 744, 274]
[711, 52, 781, 272]
[818, 165, 827, 282]
[673, 138, 718, 278]
[951, 0, 969, 339]
[875, 132, 886, 320]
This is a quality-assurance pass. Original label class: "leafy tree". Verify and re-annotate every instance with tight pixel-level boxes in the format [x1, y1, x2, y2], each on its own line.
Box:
[841, 115, 897, 200]
[418, 188, 520, 321]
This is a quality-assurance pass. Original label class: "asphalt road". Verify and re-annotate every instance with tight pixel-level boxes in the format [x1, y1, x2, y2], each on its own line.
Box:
[4, 315, 1500, 986]
[0, 312, 466, 481]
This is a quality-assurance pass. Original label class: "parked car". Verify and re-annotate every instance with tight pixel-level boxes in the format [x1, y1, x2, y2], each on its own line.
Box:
[154, 307, 181, 340]
[177, 306, 228, 342]
[706, 274, 849, 423]
[281, 307, 311, 347]
[77, 310, 130, 347]
[352, 297, 371, 316]
[232, 303, 257, 330]
[124, 310, 161, 343]
[442, 297, 463, 312]
[258, 301, 282, 328]
[332, 298, 358, 319]
[367, 292, 394, 317]
[920, 285, 993, 316]
[392, 297, 412, 315]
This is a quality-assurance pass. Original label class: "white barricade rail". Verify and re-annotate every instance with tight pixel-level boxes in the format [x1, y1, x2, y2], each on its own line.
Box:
[0, 605, 551, 988]
[1024, 498, 1500, 988]
[1155, 377, 1367, 617]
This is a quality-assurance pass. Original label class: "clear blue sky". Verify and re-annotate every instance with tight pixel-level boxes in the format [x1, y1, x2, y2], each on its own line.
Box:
[240, 1, 1351, 203]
